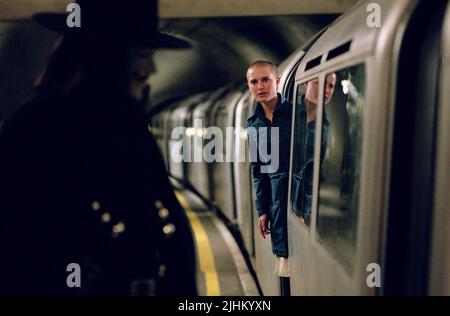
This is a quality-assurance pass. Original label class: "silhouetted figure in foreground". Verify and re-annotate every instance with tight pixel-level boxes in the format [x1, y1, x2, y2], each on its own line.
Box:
[0, 0, 196, 295]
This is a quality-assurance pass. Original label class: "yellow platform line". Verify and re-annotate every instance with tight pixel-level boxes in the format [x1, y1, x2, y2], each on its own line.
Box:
[176, 192, 220, 296]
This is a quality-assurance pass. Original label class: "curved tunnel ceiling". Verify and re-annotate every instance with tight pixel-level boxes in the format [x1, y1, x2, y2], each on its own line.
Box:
[150, 14, 337, 109]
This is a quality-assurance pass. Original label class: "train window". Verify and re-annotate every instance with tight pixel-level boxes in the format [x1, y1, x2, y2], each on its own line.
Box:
[326, 41, 352, 61]
[305, 55, 322, 71]
[290, 77, 319, 226]
[316, 65, 365, 270]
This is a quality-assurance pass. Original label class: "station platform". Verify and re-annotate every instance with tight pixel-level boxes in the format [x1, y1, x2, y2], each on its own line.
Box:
[175, 189, 259, 296]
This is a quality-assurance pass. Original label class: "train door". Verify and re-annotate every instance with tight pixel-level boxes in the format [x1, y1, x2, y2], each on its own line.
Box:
[383, 0, 449, 295]
[429, 1, 450, 295]
[233, 91, 256, 258]
[289, 63, 367, 295]
[287, 0, 422, 295]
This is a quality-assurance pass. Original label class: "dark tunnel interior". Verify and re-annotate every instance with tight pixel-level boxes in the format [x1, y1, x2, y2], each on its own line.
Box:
[0, 14, 337, 123]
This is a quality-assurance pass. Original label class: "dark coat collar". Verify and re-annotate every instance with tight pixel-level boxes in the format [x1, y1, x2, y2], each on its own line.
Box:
[248, 93, 291, 124]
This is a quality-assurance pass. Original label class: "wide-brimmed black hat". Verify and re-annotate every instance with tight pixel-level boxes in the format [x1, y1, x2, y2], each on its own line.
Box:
[33, 0, 191, 49]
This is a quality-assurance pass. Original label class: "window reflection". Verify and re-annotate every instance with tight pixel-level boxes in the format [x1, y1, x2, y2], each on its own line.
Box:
[290, 74, 336, 226]
[316, 65, 365, 271]
[291, 81, 308, 222]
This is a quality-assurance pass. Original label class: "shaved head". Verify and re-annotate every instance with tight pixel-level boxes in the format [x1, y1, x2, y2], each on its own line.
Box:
[246, 60, 280, 107]
[246, 60, 278, 80]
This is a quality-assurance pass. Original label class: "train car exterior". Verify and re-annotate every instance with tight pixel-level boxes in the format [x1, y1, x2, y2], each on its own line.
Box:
[151, 0, 449, 296]
[210, 87, 247, 223]
[287, 0, 449, 295]
[233, 91, 256, 260]
[429, 2, 450, 295]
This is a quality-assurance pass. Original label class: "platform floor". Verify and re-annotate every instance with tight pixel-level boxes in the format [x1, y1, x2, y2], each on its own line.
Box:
[176, 189, 259, 296]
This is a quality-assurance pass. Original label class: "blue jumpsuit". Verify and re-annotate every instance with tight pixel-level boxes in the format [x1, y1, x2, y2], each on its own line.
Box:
[246, 94, 292, 258]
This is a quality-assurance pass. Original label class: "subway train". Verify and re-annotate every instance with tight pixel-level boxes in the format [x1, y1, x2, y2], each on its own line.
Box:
[150, 0, 450, 295]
